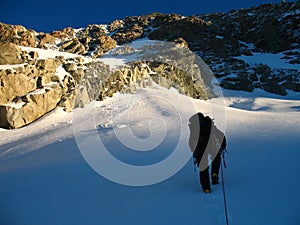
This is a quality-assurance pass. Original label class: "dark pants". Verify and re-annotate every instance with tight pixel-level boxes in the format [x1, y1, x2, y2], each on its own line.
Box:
[199, 151, 222, 190]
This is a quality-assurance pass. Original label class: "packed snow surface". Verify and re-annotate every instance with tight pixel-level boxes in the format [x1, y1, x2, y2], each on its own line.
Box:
[0, 83, 299, 225]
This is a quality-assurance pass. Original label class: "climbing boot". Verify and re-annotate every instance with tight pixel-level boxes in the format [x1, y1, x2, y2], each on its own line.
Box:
[203, 188, 211, 194]
[212, 173, 219, 185]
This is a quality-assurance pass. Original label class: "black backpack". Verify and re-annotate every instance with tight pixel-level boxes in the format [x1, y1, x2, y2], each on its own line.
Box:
[188, 113, 226, 163]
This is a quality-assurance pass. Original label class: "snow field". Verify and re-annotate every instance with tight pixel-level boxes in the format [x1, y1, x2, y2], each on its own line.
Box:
[0, 84, 299, 225]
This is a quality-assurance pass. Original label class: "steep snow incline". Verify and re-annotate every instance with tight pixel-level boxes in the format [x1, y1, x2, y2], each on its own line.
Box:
[0, 86, 299, 225]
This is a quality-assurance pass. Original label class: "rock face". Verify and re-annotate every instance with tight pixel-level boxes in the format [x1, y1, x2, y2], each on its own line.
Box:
[112, 23, 144, 44]
[39, 33, 57, 48]
[0, 1, 300, 128]
[0, 46, 84, 128]
[104, 2, 300, 96]
[0, 42, 23, 65]
[0, 23, 36, 47]
[0, 84, 63, 129]
[60, 38, 87, 54]
[91, 35, 117, 58]
[82, 58, 211, 104]
[1, 2, 298, 96]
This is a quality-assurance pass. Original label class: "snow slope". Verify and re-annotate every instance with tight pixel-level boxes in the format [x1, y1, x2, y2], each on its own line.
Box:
[0, 82, 300, 225]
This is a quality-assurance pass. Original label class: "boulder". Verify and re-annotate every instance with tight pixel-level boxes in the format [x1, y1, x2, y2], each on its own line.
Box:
[0, 23, 36, 47]
[62, 27, 75, 37]
[0, 84, 63, 129]
[0, 69, 37, 105]
[109, 20, 125, 32]
[91, 24, 107, 36]
[39, 33, 56, 48]
[91, 35, 117, 58]
[58, 92, 75, 112]
[60, 38, 86, 54]
[173, 37, 189, 48]
[221, 76, 254, 92]
[63, 62, 77, 72]
[18, 29, 36, 47]
[51, 27, 74, 39]
[98, 35, 117, 52]
[0, 23, 23, 42]
[112, 24, 144, 44]
[0, 42, 22, 65]
[262, 80, 287, 95]
[35, 58, 61, 73]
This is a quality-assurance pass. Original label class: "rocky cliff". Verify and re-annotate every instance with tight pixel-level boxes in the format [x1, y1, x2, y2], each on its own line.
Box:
[0, 45, 84, 128]
[0, 1, 299, 128]
[113, 1, 300, 95]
